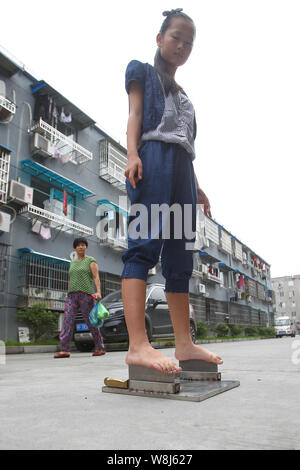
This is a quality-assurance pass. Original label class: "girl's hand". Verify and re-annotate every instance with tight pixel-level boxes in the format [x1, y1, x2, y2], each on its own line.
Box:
[197, 187, 212, 218]
[92, 293, 102, 301]
[125, 154, 143, 189]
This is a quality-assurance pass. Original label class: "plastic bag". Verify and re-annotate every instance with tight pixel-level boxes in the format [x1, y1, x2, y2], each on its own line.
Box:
[89, 301, 109, 328]
[89, 302, 104, 328]
[97, 301, 109, 320]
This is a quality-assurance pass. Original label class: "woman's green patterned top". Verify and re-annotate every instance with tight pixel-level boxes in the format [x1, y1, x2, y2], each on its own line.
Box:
[68, 256, 97, 294]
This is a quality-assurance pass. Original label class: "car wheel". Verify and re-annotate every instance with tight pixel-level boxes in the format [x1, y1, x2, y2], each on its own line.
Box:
[75, 342, 94, 352]
[190, 322, 196, 343]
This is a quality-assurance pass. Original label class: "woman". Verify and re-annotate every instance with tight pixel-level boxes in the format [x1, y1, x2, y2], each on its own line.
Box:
[54, 237, 106, 358]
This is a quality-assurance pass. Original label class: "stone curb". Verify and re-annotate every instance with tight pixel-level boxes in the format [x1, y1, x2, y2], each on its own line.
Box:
[4, 336, 274, 355]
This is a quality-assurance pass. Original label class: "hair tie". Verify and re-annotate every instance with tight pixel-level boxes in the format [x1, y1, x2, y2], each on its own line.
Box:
[162, 8, 183, 17]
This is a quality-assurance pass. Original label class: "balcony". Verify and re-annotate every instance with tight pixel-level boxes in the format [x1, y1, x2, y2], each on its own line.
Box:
[206, 272, 222, 284]
[99, 139, 127, 192]
[31, 118, 93, 165]
[19, 204, 93, 237]
[0, 95, 16, 119]
[99, 230, 128, 251]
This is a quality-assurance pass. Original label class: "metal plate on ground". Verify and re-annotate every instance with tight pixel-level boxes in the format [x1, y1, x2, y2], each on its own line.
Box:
[102, 379, 240, 402]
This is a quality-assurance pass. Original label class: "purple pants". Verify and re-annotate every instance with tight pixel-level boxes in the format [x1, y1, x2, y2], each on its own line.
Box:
[60, 292, 105, 352]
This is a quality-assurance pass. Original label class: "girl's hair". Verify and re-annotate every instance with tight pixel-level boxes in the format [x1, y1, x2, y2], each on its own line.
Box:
[73, 237, 88, 249]
[154, 8, 195, 95]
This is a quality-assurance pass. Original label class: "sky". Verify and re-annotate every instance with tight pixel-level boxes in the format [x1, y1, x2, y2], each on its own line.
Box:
[1, 0, 299, 278]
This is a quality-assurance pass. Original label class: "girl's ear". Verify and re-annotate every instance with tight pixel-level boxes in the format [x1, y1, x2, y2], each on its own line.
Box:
[156, 32, 163, 47]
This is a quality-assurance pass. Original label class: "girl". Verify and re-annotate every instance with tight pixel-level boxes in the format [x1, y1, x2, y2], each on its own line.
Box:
[121, 9, 223, 373]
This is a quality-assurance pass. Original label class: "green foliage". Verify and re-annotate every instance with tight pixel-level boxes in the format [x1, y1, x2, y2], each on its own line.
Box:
[257, 326, 276, 337]
[244, 326, 258, 336]
[196, 321, 209, 338]
[214, 322, 230, 337]
[228, 323, 244, 337]
[16, 303, 59, 342]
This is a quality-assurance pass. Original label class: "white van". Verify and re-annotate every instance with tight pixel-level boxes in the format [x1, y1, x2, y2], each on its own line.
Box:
[275, 316, 296, 338]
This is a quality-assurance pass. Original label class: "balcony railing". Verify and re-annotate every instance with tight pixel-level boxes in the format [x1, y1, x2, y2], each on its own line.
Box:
[99, 139, 127, 192]
[31, 118, 93, 165]
[0, 147, 11, 204]
[99, 228, 128, 251]
[0, 95, 16, 118]
[19, 204, 93, 236]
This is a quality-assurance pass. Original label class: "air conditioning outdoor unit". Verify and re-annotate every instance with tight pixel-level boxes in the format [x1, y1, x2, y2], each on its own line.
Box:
[200, 264, 208, 275]
[0, 211, 11, 232]
[31, 132, 55, 158]
[8, 180, 33, 205]
[198, 283, 206, 294]
[148, 267, 157, 276]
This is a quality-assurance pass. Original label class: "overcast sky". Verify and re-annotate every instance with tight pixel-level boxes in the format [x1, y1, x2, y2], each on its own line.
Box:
[1, 0, 299, 278]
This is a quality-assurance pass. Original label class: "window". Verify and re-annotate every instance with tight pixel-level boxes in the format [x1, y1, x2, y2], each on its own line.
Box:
[289, 291, 295, 298]
[280, 292, 285, 297]
[288, 280, 294, 287]
[31, 176, 75, 220]
[292, 312, 297, 317]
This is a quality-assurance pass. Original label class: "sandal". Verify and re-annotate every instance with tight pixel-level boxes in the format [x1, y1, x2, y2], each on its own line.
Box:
[92, 350, 106, 357]
[54, 352, 70, 358]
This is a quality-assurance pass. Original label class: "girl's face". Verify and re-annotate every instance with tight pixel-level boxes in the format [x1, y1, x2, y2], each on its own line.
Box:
[157, 17, 195, 72]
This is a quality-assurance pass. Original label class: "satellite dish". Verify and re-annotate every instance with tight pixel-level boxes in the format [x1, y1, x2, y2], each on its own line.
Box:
[70, 251, 78, 261]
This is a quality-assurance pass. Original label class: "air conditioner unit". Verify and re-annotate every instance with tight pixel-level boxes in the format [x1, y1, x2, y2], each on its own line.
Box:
[148, 267, 156, 276]
[8, 180, 33, 205]
[31, 132, 55, 158]
[200, 264, 208, 275]
[198, 283, 206, 294]
[0, 211, 11, 232]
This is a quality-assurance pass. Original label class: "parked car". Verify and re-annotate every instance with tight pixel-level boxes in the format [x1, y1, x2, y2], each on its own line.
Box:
[73, 283, 197, 352]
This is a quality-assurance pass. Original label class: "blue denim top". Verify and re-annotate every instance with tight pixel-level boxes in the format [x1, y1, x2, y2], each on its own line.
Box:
[125, 60, 197, 140]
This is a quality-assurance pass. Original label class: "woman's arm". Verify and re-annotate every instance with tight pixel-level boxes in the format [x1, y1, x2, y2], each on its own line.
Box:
[125, 81, 144, 189]
[90, 262, 102, 301]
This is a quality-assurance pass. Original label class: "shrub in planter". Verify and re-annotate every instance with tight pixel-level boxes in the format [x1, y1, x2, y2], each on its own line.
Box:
[228, 323, 243, 337]
[214, 322, 230, 337]
[244, 325, 258, 336]
[262, 327, 276, 337]
[196, 321, 209, 338]
[16, 303, 59, 342]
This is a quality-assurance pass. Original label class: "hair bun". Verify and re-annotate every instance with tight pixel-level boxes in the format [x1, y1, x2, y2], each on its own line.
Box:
[162, 8, 183, 17]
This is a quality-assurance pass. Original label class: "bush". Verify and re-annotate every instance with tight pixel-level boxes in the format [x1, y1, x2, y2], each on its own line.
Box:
[16, 303, 59, 342]
[228, 323, 243, 337]
[196, 321, 209, 338]
[214, 322, 230, 337]
[244, 326, 258, 336]
[257, 326, 276, 337]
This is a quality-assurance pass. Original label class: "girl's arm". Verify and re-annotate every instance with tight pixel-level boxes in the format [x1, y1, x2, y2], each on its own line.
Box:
[125, 81, 144, 189]
[195, 174, 212, 218]
[90, 262, 102, 301]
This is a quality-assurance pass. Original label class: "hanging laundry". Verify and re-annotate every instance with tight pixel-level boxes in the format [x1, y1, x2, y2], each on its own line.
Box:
[63, 188, 68, 216]
[60, 107, 72, 123]
[39, 224, 51, 240]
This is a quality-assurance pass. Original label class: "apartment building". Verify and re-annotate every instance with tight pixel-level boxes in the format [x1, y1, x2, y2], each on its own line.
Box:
[272, 275, 300, 325]
[0, 48, 275, 341]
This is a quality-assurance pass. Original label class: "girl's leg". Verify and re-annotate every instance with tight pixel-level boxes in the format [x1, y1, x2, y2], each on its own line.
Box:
[122, 278, 181, 373]
[59, 293, 78, 353]
[165, 292, 223, 364]
[80, 293, 105, 351]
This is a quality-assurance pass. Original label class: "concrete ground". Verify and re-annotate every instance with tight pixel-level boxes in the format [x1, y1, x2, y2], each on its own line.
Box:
[0, 337, 299, 450]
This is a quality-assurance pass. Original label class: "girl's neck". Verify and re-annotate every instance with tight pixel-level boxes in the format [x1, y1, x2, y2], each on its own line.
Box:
[77, 254, 86, 260]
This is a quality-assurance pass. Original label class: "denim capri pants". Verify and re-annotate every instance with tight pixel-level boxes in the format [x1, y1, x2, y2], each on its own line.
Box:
[121, 141, 198, 293]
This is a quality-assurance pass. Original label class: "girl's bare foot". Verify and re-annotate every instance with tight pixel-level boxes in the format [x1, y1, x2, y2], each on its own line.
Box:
[126, 343, 182, 374]
[175, 343, 223, 365]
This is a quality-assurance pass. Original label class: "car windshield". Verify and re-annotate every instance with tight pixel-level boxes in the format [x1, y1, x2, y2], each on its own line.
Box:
[102, 290, 123, 305]
[275, 319, 290, 326]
